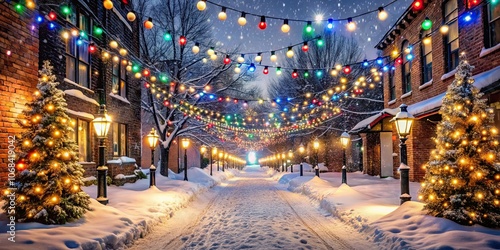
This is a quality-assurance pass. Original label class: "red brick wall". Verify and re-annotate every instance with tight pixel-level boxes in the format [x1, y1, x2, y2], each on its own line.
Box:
[379, 0, 500, 181]
[0, 4, 39, 184]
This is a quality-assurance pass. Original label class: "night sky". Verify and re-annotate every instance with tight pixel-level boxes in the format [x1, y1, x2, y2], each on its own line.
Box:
[202, 0, 412, 92]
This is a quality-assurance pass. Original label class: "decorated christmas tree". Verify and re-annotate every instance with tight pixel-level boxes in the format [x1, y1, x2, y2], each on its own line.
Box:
[2, 61, 90, 224]
[419, 54, 500, 228]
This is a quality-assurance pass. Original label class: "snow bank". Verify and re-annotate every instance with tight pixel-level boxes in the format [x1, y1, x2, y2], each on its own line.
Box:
[0, 168, 236, 249]
[277, 171, 500, 250]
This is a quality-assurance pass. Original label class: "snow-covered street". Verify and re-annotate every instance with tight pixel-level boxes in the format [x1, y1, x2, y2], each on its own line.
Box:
[129, 166, 372, 250]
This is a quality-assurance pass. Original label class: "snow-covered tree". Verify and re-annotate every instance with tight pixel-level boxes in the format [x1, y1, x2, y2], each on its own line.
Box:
[419, 55, 500, 228]
[2, 61, 90, 224]
[135, 0, 258, 175]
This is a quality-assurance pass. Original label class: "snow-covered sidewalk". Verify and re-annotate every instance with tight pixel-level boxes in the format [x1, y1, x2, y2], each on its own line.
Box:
[0, 168, 236, 249]
[271, 169, 500, 249]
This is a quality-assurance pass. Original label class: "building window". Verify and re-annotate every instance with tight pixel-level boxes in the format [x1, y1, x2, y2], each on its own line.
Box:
[421, 30, 433, 84]
[112, 61, 127, 97]
[113, 123, 128, 156]
[401, 40, 411, 94]
[388, 68, 396, 101]
[486, 2, 500, 48]
[444, 0, 459, 72]
[68, 118, 91, 162]
[66, 11, 91, 88]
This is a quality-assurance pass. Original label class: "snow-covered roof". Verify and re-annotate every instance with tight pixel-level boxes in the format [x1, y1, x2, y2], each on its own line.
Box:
[64, 89, 100, 106]
[349, 108, 398, 134]
[350, 65, 500, 133]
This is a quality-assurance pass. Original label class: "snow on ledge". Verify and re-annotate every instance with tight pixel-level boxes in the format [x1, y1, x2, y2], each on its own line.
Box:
[63, 78, 94, 93]
[114, 174, 136, 179]
[109, 93, 131, 104]
[107, 156, 137, 165]
[440, 69, 457, 81]
[388, 99, 396, 105]
[419, 79, 433, 90]
[82, 176, 96, 182]
[479, 43, 500, 58]
[401, 91, 412, 99]
[64, 89, 99, 106]
[66, 109, 95, 120]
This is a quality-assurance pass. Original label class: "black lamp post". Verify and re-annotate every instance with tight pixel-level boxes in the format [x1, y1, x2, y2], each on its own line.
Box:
[340, 131, 350, 184]
[93, 104, 111, 205]
[200, 145, 207, 169]
[283, 153, 285, 171]
[391, 104, 414, 204]
[218, 152, 223, 172]
[313, 138, 320, 177]
[288, 150, 294, 173]
[298, 143, 305, 176]
[223, 152, 228, 172]
[181, 138, 190, 181]
[146, 128, 160, 187]
[210, 147, 216, 176]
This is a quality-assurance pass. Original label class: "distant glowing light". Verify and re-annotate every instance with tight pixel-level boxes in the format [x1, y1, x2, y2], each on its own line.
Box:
[248, 152, 257, 164]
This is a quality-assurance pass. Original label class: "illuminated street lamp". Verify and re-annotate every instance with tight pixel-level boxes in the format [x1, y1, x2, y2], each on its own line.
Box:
[218, 151, 223, 172]
[340, 131, 350, 184]
[288, 150, 294, 172]
[281, 152, 286, 172]
[146, 128, 160, 187]
[224, 152, 228, 172]
[313, 138, 320, 177]
[391, 104, 414, 204]
[211, 147, 217, 176]
[93, 104, 111, 205]
[298, 143, 305, 176]
[181, 138, 190, 181]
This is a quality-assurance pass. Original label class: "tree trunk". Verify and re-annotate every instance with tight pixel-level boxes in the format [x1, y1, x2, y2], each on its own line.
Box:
[160, 146, 169, 177]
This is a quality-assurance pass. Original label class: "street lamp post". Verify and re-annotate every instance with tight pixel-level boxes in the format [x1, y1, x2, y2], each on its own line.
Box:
[313, 138, 320, 177]
[391, 104, 414, 204]
[281, 153, 286, 172]
[218, 152, 223, 172]
[181, 138, 190, 181]
[211, 147, 217, 176]
[340, 131, 350, 184]
[298, 144, 305, 176]
[224, 152, 228, 172]
[200, 145, 207, 169]
[146, 128, 160, 187]
[93, 104, 111, 205]
[288, 150, 294, 173]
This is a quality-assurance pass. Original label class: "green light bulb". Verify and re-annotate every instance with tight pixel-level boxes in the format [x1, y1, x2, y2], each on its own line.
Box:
[61, 5, 71, 15]
[94, 26, 103, 36]
[421, 18, 432, 31]
[160, 75, 168, 82]
[164, 32, 172, 41]
[316, 37, 324, 47]
[305, 21, 313, 33]
[304, 71, 310, 78]
[132, 64, 140, 73]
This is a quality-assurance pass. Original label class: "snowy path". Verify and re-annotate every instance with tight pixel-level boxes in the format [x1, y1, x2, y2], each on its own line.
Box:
[128, 168, 373, 250]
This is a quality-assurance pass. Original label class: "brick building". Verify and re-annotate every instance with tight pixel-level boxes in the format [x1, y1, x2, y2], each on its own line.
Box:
[351, 0, 500, 181]
[0, 0, 142, 183]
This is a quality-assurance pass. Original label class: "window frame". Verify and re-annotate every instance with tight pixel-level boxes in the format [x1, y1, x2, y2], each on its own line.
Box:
[112, 60, 128, 98]
[420, 30, 433, 84]
[401, 40, 412, 94]
[65, 8, 92, 88]
[444, 0, 459, 72]
[113, 123, 128, 157]
[68, 117, 91, 162]
[485, 2, 500, 48]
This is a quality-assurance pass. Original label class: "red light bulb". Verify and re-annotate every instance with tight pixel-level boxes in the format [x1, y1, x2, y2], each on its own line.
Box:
[302, 42, 309, 52]
[263, 66, 269, 75]
[396, 57, 403, 64]
[412, 0, 423, 11]
[163, 100, 170, 106]
[179, 35, 187, 46]
[258, 16, 267, 30]
[48, 11, 57, 21]
[292, 70, 298, 79]
[88, 43, 97, 53]
[143, 69, 150, 77]
[223, 55, 231, 64]
[343, 66, 351, 74]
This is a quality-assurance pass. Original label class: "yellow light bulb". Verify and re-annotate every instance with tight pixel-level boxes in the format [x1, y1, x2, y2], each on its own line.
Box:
[35, 187, 41, 193]
[65, 178, 70, 184]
